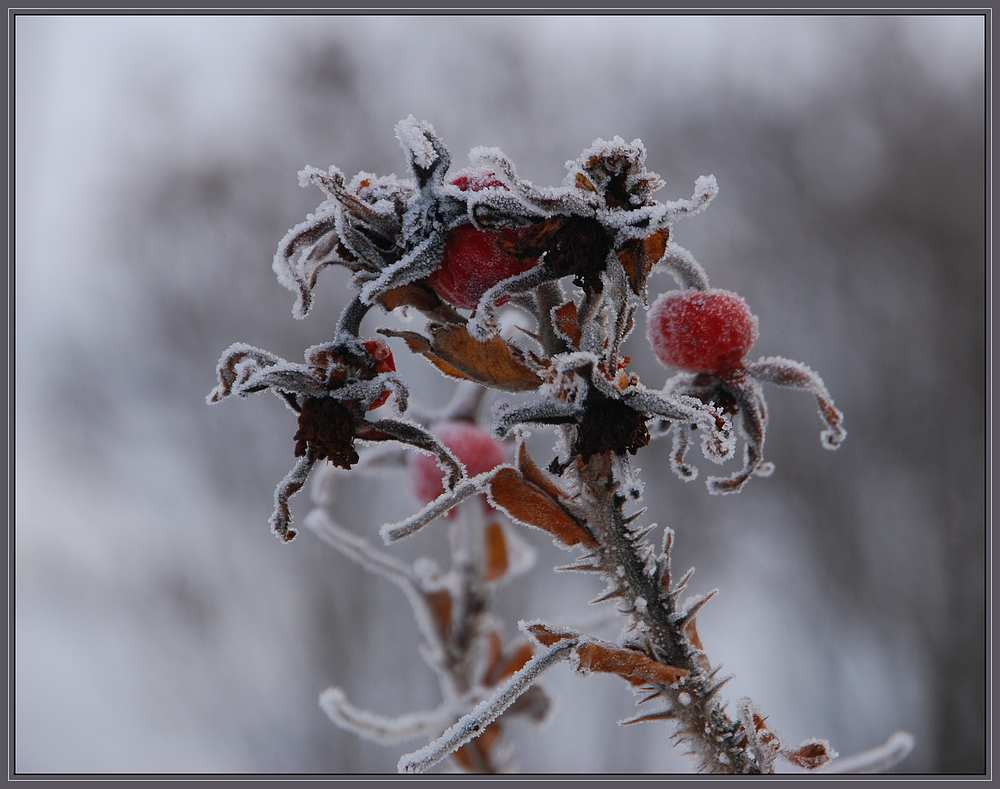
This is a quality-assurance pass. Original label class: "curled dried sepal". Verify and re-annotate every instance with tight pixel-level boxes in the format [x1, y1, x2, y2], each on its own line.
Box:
[745, 356, 847, 449]
[397, 637, 578, 774]
[274, 168, 412, 318]
[270, 456, 313, 542]
[653, 243, 710, 292]
[624, 386, 734, 466]
[381, 470, 500, 543]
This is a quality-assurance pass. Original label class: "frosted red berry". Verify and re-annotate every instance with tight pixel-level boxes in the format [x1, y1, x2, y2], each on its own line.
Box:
[646, 289, 758, 374]
[427, 169, 539, 310]
[410, 421, 507, 505]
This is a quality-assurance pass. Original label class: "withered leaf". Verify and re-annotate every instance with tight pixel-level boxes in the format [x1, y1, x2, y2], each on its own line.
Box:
[489, 468, 599, 548]
[481, 631, 504, 684]
[483, 520, 509, 583]
[428, 324, 543, 392]
[379, 282, 443, 313]
[378, 328, 477, 383]
[379, 282, 466, 323]
[552, 301, 582, 349]
[425, 588, 452, 637]
[574, 172, 598, 193]
[496, 642, 535, 681]
[683, 617, 712, 672]
[784, 740, 837, 770]
[517, 443, 571, 504]
[575, 641, 688, 687]
[525, 622, 578, 647]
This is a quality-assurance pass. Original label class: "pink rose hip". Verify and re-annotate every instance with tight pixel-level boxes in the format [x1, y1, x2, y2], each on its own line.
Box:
[410, 421, 507, 505]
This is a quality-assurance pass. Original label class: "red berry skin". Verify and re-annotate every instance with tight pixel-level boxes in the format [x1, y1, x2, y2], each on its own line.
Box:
[410, 421, 507, 506]
[647, 289, 759, 374]
[427, 169, 539, 310]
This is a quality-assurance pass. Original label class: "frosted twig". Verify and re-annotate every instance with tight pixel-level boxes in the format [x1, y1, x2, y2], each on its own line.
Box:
[397, 638, 578, 774]
[305, 509, 448, 669]
[380, 470, 500, 543]
[320, 687, 453, 745]
[821, 731, 915, 774]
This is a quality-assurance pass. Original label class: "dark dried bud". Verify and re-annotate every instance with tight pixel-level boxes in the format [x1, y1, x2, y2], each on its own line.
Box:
[499, 215, 613, 294]
[575, 389, 651, 461]
[293, 397, 361, 468]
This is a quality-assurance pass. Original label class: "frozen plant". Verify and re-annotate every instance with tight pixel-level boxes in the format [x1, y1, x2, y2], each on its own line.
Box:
[208, 117, 913, 774]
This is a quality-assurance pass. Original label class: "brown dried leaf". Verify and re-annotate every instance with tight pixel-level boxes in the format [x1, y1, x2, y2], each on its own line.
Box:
[784, 740, 837, 770]
[428, 324, 543, 392]
[379, 282, 444, 313]
[483, 520, 509, 583]
[489, 468, 598, 548]
[379, 282, 466, 324]
[517, 443, 570, 504]
[683, 618, 712, 672]
[481, 631, 504, 684]
[524, 622, 579, 647]
[496, 642, 535, 682]
[575, 172, 598, 193]
[377, 328, 477, 383]
[425, 588, 452, 636]
[576, 642, 688, 687]
[552, 301, 582, 349]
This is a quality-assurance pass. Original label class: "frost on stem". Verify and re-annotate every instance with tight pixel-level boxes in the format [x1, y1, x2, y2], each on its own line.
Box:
[206, 117, 906, 774]
[397, 637, 578, 774]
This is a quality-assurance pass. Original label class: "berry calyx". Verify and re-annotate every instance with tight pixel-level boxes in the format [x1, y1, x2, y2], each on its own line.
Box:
[307, 339, 396, 410]
[410, 421, 507, 505]
[646, 289, 758, 374]
[427, 169, 539, 310]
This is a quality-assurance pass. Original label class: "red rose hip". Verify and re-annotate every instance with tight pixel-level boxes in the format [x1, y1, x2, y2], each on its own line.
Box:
[410, 421, 507, 505]
[427, 169, 538, 310]
[647, 289, 759, 374]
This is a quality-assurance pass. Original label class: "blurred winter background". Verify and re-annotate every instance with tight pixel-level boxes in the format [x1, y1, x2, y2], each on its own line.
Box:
[14, 13, 985, 775]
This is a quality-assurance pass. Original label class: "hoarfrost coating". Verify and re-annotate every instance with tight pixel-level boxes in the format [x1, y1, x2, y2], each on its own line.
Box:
[202, 117, 916, 776]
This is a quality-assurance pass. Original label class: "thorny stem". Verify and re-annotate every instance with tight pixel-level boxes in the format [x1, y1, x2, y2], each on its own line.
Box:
[574, 453, 758, 774]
